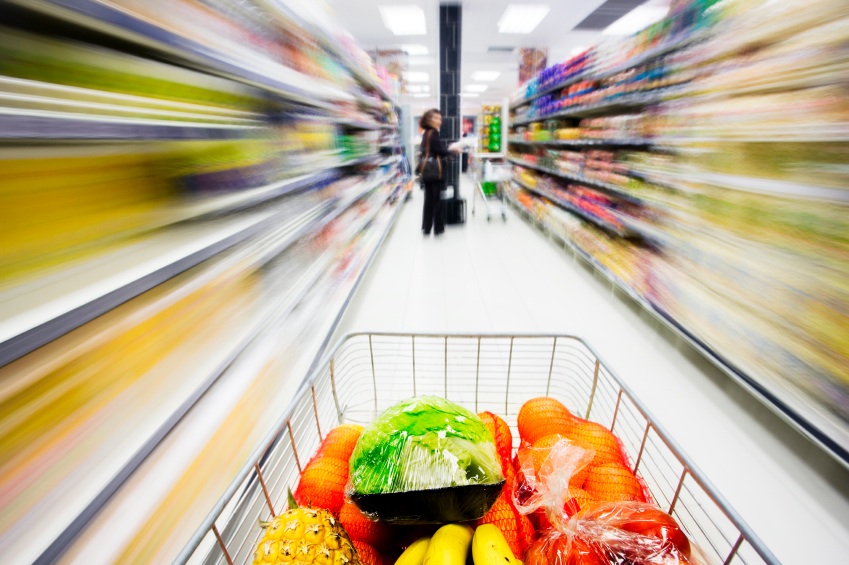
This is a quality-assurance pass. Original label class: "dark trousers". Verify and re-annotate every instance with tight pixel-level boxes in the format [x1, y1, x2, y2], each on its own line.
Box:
[422, 181, 444, 235]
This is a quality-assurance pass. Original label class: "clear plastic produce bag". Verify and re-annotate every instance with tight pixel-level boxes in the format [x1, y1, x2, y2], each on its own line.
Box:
[348, 396, 505, 524]
[515, 439, 708, 565]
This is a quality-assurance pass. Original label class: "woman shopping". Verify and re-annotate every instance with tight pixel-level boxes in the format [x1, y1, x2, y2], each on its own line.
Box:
[418, 109, 462, 236]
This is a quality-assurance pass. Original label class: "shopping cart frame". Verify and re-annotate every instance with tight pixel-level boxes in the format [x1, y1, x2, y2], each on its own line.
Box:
[181, 333, 778, 565]
[470, 156, 508, 222]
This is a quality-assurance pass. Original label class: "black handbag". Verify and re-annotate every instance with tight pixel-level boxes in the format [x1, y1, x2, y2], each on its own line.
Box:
[419, 130, 442, 183]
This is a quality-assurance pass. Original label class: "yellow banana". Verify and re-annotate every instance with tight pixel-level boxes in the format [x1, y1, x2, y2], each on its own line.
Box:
[472, 524, 521, 565]
[423, 524, 475, 565]
[396, 536, 432, 565]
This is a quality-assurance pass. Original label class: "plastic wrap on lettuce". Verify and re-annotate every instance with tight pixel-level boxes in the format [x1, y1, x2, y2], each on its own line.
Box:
[348, 396, 505, 523]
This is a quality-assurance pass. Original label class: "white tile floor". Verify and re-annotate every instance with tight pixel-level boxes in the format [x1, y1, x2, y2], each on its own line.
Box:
[333, 176, 849, 565]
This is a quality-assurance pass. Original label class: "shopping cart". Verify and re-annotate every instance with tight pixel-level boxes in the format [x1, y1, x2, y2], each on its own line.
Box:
[181, 333, 777, 565]
[471, 157, 509, 222]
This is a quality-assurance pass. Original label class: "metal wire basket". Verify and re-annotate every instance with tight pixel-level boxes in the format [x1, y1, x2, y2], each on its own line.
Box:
[183, 333, 777, 565]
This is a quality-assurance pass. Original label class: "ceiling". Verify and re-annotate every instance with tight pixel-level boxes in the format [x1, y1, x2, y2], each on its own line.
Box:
[323, 0, 651, 116]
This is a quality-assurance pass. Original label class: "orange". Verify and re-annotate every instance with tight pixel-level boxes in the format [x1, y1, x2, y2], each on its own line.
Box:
[352, 541, 386, 565]
[294, 456, 349, 515]
[478, 411, 514, 473]
[564, 488, 597, 516]
[316, 424, 364, 462]
[583, 462, 645, 503]
[529, 434, 590, 489]
[566, 420, 625, 467]
[517, 397, 576, 444]
[475, 495, 536, 559]
[339, 500, 394, 547]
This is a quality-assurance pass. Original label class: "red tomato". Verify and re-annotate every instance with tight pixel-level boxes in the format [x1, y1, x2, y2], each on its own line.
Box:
[615, 505, 691, 558]
[525, 536, 609, 565]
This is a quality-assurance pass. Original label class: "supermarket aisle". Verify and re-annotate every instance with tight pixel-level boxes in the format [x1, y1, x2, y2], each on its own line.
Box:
[335, 175, 849, 564]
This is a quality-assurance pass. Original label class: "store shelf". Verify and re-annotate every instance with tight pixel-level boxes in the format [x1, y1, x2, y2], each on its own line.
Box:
[655, 127, 849, 145]
[379, 155, 402, 166]
[512, 176, 637, 238]
[6, 0, 353, 108]
[341, 154, 380, 168]
[38, 186, 406, 565]
[505, 187, 646, 306]
[506, 183, 849, 472]
[510, 33, 702, 110]
[0, 108, 262, 140]
[338, 119, 383, 130]
[0, 171, 389, 368]
[173, 170, 341, 219]
[636, 167, 849, 203]
[508, 137, 652, 147]
[3, 174, 398, 564]
[508, 156, 644, 204]
[512, 90, 670, 126]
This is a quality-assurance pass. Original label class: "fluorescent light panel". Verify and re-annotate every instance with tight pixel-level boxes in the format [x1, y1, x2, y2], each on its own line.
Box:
[379, 5, 427, 35]
[461, 93, 480, 98]
[498, 4, 550, 34]
[603, 6, 668, 36]
[403, 71, 429, 82]
[465, 84, 488, 93]
[472, 71, 501, 81]
[405, 84, 429, 93]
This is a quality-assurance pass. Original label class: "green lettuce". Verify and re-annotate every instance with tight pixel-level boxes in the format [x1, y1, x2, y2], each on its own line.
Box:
[349, 396, 504, 495]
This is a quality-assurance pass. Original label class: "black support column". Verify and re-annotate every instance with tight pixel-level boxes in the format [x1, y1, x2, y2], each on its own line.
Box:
[439, 3, 461, 196]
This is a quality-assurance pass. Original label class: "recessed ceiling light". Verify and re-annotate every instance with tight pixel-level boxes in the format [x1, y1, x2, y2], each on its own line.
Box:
[379, 5, 427, 35]
[399, 44, 428, 55]
[472, 71, 501, 82]
[466, 84, 488, 93]
[498, 4, 550, 34]
[603, 6, 668, 36]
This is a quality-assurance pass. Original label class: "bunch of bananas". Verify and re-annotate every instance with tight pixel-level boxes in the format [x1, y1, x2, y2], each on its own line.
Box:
[396, 523, 520, 565]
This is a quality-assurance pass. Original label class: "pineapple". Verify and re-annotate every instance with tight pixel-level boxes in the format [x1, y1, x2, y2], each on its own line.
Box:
[253, 493, 362, 565]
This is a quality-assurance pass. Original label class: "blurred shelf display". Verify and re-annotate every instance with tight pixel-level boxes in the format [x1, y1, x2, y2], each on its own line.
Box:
[477, 104, 504, 155]
[512, 175, 637, 238]
[0, 2, 405, 562]
[508, 137, 652, 147]
[507, 155, 645, 204]
[1, 0, 378, 107]
[507, 0, 849, 467]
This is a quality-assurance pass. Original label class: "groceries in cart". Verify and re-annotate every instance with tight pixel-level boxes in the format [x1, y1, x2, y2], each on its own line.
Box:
[253, 396, 708, 565]
[349, 396, 505, 524]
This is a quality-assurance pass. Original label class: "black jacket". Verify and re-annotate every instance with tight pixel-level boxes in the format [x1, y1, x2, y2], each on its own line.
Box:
[421, 127, 453, 160]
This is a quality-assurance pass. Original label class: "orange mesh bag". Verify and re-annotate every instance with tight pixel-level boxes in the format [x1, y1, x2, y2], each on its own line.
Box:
[518, 397, 576, 444]
[478, 411, 514, 472]
[565, 420, 626, 467]
[352, 541, 389, 565]
[316, 424, 364, 462]
[531, 435, 589, 488]
[475, 495, 536, 559]
[294, 456, 349, 516]
[583, 462, 646, 504]
[339, 500, 394, 547]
